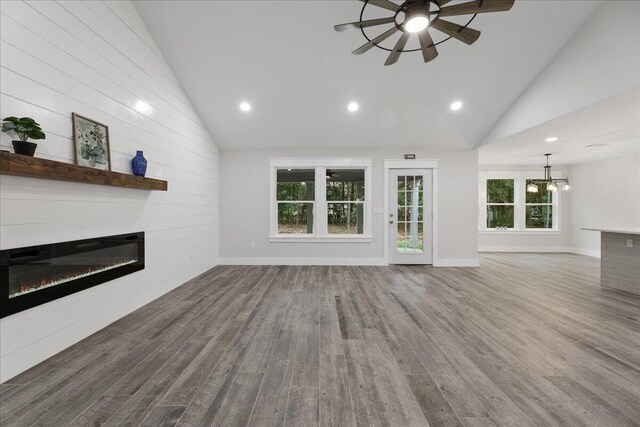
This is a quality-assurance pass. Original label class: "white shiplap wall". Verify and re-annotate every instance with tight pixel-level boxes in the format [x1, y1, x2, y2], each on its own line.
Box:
[0, 0, 219, 382]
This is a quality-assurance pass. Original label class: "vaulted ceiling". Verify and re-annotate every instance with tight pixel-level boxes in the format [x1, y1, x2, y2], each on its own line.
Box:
[134, 0, 601, 151]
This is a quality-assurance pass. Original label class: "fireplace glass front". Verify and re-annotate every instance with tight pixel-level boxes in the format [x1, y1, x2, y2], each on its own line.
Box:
[1, 232, 144, 318]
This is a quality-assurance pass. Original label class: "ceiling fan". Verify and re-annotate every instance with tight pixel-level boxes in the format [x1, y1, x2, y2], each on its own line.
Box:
[334, 0, 515, 66]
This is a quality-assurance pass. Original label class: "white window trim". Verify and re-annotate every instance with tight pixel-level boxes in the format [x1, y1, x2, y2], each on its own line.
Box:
[269, 158, 373, 242]
[479, 171, 562, 233]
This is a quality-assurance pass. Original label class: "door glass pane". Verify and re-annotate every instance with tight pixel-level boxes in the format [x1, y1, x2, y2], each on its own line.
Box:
[398, 177, 406, 190]
[397, 222, 406, 239]
[396, 175, 425, 253]
[398, 207, 406, 221]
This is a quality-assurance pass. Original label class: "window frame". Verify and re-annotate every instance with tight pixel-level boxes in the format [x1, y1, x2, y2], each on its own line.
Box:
[270, 158, 373, 242]
[479, 171, 562, 234]
[485, 178, 516, 230]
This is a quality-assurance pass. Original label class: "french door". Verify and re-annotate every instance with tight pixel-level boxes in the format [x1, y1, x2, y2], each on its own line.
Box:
[388, 169, 433, 265]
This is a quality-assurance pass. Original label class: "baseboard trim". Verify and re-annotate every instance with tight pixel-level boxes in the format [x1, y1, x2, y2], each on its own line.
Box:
[433, 258, 480, 267]
[478, 246, 601, 258]
[479, 246, 572, 253]
[568, 247, 601, 258]
[218, 257, 388, 266]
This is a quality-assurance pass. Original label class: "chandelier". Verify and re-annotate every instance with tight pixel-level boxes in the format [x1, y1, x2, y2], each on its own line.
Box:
[527, 154, 571, 193]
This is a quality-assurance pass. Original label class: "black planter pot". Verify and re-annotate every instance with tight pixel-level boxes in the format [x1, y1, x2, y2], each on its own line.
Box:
[12, 140, 37, 156]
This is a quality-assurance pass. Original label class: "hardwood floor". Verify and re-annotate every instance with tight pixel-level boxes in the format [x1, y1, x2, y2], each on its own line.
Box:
[1, 254, 639, 426]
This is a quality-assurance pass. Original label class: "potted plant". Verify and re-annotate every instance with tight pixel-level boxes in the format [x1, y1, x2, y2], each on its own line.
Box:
[2, 116, 46, 156]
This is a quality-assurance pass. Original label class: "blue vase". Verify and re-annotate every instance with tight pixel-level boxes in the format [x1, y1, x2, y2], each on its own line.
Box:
[131, 151, 147, 177]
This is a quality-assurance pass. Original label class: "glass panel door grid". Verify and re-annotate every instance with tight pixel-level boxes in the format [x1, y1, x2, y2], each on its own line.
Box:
[397, 176, 424, 253]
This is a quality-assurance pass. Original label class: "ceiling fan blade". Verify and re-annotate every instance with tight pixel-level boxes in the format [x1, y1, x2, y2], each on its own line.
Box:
[360, 0, 401, 13]
[384, 32, 410, 66]
[352, 27, 399, 55]
[431, 19, 481, 45]
[418, 29, 438, 62]
[439, 0, 515, 17]
[334, 16, 396, 32]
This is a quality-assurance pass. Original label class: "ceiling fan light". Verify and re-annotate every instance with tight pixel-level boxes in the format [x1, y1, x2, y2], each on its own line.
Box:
[405, 15, 429, 33]
[526, 183, 539, 193]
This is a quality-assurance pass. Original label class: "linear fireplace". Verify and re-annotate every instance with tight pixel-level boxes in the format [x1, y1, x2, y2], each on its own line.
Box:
[1, 232, 144, 318]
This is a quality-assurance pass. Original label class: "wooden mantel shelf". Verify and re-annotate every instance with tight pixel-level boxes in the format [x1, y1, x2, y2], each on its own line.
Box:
[0, 151, 167, 191]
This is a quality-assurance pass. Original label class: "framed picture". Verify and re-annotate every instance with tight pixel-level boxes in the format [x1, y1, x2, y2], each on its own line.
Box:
[72, 113, 111, 171]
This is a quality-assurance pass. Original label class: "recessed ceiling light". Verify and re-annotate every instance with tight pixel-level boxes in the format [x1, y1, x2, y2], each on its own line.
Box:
[348, 102, 359, 112]
[134, 100, 151, 114]
[450, 101, 463, 111]
[545, 136, 558, 143]
[239, 102, 251, 112]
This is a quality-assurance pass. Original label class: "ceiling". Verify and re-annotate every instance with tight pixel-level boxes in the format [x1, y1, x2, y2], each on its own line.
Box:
[478, 89, 640, 165]
[134, 0, 601, 151]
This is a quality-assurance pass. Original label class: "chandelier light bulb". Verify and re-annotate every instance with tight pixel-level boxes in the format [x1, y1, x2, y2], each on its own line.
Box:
[562, 182, 571, 191]
[405, 16, 430, 33]
[547, 182, 558, 192]
[526, 183, 539, 193]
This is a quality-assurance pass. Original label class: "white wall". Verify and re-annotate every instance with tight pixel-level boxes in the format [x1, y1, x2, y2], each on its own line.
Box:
[219, 149, 478, 266]
[478, 165, 572, 252]
[480, 0, 640, 147]
[567, 154, 640, 257]
[0, 1, 219, 382]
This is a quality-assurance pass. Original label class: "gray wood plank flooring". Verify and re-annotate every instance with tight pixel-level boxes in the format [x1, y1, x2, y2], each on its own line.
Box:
[1, 254, 639, 426]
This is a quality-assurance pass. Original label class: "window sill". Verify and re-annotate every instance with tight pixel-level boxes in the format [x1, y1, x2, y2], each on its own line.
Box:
[269, 235, 373, 243]
[479, 230, 562, 235]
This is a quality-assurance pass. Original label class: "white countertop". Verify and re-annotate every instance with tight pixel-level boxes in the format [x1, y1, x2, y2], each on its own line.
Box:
[582, 227, 640, 235]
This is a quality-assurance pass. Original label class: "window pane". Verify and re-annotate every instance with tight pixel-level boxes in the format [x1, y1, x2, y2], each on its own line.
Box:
[277, 169, 315, 201]
[525, 179, 552, 203]
[326, 169, 365, 201]
[526, 205, 553, 229]
[487, 179, 514, 203]
[278, 203, 313, 234]
[487, 205, 514, 228]
[327, 203, 364, 234]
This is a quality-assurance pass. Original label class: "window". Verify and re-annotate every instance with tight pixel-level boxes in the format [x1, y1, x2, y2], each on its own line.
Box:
[326, 169, 365, 234]
[486, 179, 515, 229]
[276, 169, 314, 234]
[270, 159, 372, 240]
[479, 172, 561, 232]
[525, 179, 553, 229]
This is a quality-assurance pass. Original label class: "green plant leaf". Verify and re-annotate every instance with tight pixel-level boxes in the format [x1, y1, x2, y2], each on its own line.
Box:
[2, 116, 20, 123]
[2, 122, 17, 132]
[30, 130, 46, 140]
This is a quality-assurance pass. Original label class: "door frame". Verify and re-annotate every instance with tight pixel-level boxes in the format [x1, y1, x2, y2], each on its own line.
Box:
[383, 159, 439, 265]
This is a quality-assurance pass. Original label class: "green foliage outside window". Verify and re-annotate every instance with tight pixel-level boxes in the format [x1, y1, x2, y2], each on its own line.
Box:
[486, 179, 514, 228]
[525, 179, 553, 228]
